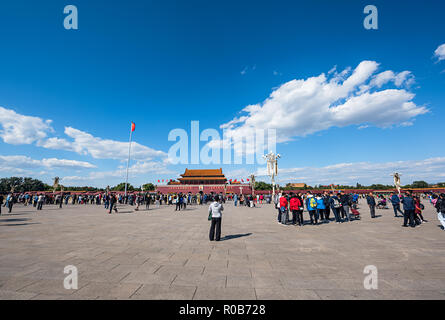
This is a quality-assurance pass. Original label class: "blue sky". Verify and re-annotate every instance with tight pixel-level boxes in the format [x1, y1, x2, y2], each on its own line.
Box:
[0, 0, 444, 187]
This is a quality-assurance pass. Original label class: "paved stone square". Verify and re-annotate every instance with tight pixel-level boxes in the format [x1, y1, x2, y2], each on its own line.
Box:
[0, 199, 444, 300]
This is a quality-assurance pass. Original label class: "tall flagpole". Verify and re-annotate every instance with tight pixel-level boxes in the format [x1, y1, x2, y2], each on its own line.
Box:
[124, 122, 134, 198]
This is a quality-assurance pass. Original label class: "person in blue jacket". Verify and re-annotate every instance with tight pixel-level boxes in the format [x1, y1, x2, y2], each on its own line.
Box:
[401, 191, 416, 228]
[390, 192, 404, 217]
[366, 192, 376, 219]
[316, 195, 326, 223]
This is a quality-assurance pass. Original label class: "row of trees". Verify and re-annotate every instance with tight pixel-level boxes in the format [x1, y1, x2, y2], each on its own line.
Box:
[259, 180, 445, 191]
[0, 177, 156, 193]
[1, 177, 443, 193]
[0, 177, 50, 193]
[110, 183, 155, 192]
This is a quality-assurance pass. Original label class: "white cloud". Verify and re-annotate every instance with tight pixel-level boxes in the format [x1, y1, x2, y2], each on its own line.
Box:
[0, 107, 170, 186]
[38, 137, 75, 151]
[0, 107, 167, 162]
[369, 70, 395, 88]
[0, 106, 53, 145]
[40, 158, 96, 169]
[221, 61, 427, 146]
[394, 71, 415, 87]
[255, 157, 445, 186]
[225, 168, 252, 180]
[39, 126, 167, 161]
[434, 43, 445, 61]
[61, 160, 174, 186]
[0, 155, 96, 173]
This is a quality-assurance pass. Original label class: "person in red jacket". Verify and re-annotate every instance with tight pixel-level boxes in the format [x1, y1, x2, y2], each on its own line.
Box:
[289, 193, 303, 226]
[414, 196, 426, 223]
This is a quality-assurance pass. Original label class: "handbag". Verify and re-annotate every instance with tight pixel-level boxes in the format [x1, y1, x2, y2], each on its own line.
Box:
[208, 212, 212, 221]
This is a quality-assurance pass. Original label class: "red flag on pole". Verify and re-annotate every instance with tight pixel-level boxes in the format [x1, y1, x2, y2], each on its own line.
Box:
[131, 122, 135, 132]
[158, 180, 160, 183]
[247, 178, 250, 182]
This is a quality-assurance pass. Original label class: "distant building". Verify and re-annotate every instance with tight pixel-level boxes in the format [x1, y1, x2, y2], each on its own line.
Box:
[156, 168, 251, 194]
[178, 168, 227, 185]
[289, 183, 306, 188]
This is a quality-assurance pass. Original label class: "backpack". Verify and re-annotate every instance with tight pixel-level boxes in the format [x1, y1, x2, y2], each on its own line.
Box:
[332, 198, 341, 208]
[309, 197, 317, 209]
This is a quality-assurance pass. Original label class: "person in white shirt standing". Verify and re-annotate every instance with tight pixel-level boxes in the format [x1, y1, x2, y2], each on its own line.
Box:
[37, 194, 44, 211]
[209, 195, 224, 241]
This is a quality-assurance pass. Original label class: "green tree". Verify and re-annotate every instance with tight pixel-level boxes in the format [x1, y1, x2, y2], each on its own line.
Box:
[0, 177, 47, 192]
[142, 183, 155, 191]
[410, 180, 429, 188]
[254, 181, 273, 190]
[368, 184, 394, 190]
[112, 183, 134, 191]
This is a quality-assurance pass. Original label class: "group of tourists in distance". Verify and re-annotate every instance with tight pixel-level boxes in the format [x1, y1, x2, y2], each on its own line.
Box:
[273, 190, 445, 230]
[1, 189, 445, 241]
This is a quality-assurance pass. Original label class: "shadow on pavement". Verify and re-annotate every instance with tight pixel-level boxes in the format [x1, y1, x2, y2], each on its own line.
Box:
[0, 213, 33, 216]
[220, 233, 252, 241]
[0, 222, 41, 227]
[0, 218, 31, 222]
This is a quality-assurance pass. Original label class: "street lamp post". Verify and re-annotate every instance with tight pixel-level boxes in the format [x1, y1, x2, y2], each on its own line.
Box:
[262, 151, 281, 197]
[250, 174, 256, 196]
[391, 172, 402, 195]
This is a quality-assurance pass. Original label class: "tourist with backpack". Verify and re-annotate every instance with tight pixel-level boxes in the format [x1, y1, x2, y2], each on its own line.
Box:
[329, 192, 342, 223]
[339, 192, 352, 222]
[306, 192, 319, 225]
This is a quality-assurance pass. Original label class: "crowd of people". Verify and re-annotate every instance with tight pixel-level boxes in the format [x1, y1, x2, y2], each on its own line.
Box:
[274, 191, 360, 226]
[273, 190, 445, 230]
[1, 189, 444, 232]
